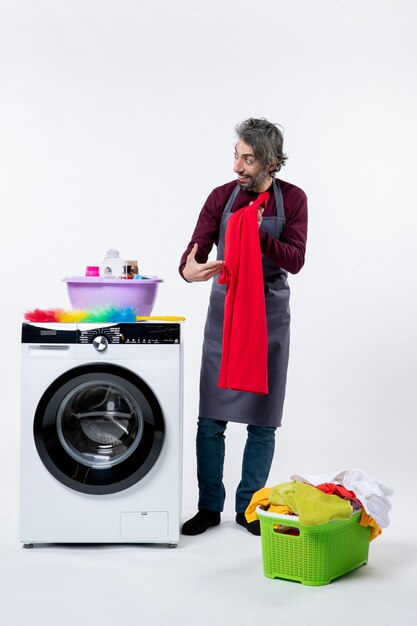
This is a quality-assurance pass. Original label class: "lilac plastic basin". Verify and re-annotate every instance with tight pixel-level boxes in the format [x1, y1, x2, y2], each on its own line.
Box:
[63, 276, 163, 315]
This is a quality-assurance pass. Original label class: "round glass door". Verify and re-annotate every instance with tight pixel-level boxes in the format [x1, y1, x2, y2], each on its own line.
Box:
[34, 364, 165, 494]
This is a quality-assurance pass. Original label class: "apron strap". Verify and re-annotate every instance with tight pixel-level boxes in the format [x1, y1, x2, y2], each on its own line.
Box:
[273, 179, 285, 220]
[223, 184, 240, 215]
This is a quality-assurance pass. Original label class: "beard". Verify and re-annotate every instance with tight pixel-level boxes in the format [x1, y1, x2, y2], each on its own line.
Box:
[237, 164, 270, 191]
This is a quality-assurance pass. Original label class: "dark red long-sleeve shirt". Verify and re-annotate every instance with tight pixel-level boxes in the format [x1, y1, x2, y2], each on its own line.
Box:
[179, 178, 308, 277]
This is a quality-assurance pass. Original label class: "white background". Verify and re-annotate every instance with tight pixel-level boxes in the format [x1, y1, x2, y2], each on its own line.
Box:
[1, 1, 416, 624]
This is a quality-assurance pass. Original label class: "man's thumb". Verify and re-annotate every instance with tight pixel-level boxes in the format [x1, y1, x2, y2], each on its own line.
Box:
[188, 242, 198, 259]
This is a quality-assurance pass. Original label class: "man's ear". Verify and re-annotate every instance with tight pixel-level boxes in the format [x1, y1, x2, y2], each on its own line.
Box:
[269, 159, 279, 173]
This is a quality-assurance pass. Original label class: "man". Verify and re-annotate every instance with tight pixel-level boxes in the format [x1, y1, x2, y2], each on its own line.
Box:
[179, 118, 308, 535]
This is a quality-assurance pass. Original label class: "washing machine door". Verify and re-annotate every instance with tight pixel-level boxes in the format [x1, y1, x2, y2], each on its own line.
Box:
[34, 364, 165, 494]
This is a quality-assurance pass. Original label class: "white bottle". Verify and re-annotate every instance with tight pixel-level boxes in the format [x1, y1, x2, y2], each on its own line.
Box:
[99, 249, 124, 278]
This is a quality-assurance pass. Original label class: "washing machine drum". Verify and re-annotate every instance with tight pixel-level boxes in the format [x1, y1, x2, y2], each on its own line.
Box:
[34, 364, 165, 494]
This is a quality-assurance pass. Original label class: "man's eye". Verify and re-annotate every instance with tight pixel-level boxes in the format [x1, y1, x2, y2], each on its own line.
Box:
[245, 158, 254, 165]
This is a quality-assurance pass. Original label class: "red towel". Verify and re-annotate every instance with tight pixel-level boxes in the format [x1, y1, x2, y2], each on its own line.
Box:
[218, 192, 269, 394]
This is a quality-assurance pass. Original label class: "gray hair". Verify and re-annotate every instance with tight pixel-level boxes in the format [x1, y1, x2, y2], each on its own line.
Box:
[235, 118, 288, 174]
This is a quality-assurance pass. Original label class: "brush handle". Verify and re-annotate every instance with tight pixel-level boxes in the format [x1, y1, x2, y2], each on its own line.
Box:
[136, 316, 186, 321]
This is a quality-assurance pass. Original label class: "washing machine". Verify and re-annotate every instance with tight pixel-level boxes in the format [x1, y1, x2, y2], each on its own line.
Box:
[20, 321, 183, 547]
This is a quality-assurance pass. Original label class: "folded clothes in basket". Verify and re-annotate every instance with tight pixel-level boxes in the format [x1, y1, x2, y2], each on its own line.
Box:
[246, 474, 389, 541]
[245, 482, 352, 526]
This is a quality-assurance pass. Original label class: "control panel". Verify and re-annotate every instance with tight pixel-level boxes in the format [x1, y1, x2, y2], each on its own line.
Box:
[22, 323, 181, 345]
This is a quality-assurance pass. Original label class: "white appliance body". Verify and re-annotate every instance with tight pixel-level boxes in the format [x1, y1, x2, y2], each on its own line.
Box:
[20, 322, 183, 546]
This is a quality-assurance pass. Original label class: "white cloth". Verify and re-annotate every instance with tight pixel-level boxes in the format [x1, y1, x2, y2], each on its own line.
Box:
[290, 469, 393, 528]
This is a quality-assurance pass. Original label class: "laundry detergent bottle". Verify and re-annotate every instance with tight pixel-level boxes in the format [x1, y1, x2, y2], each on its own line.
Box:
[99, 249, 124, 278]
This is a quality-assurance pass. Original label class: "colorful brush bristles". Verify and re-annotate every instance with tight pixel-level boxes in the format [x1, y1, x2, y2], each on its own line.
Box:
[25, 306, 137, 323]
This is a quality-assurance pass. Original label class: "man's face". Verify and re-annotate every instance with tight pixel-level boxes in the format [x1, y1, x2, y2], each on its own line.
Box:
[233, 140, 271, 192]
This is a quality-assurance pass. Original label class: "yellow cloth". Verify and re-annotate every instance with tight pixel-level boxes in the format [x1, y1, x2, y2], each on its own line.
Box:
[360, 510, 382, 541]
[268, 503, 293, 516]
[245, 487, 292, 522]
[269, 481, 353, 526]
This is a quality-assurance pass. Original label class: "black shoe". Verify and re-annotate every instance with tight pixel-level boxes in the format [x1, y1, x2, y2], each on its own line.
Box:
[235, 512, 261, 535]
[181, 510, 221, 536]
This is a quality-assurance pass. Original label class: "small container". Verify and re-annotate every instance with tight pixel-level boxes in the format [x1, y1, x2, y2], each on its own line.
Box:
[99, 249, 124, 278]
[120, 265, 134, 280]
[124, 259, 139, 275]
[85, 266, 100, 277]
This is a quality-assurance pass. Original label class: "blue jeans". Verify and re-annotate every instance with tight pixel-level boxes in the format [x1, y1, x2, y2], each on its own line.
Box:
[196, 417, 276, 513]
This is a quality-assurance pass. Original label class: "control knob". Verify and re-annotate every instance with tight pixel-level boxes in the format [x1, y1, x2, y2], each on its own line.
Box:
[93, 336, 108, 352]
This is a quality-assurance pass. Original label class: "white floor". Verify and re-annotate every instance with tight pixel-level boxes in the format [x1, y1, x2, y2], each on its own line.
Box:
[1, 501, 415, 626]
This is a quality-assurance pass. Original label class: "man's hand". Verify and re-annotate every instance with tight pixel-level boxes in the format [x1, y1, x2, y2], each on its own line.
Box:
[183, 243, 223, 282]
[249, 201, 264, 227]
[257, 206, 264, 227]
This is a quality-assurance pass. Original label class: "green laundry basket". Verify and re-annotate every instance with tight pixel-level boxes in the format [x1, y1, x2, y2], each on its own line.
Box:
[257, 507, 370, 586]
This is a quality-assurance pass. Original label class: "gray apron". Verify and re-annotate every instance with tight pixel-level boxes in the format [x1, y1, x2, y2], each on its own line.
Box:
[199, 179, 290, 427]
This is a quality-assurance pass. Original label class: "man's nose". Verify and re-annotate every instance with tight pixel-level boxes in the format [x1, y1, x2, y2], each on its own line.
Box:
[233, 157, 244, 173]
